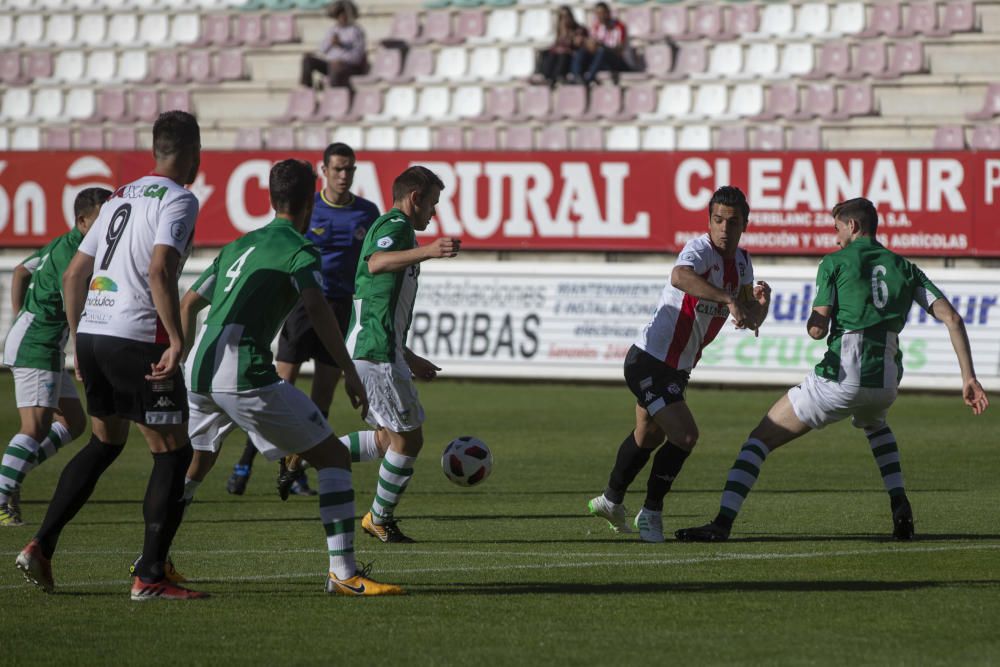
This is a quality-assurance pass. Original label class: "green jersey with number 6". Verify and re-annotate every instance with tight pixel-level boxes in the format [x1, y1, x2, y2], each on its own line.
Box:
[345, 208, 418, 364]
[186, 217, 323, 392]
[812, 237, 944, 388]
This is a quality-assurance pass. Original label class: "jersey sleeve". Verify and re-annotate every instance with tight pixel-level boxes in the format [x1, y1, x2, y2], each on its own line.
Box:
[19, 248, 44, 274]
[363, 218, 413, 261]
[190, 256, 219, 300]
[673, 238, 711, 274]
[77, 217, 101, 258]
[289, 247, 324, 294]
[812, 256, 837, 308]
[153, 192, 199, 254]
[909, 264, 945, 313]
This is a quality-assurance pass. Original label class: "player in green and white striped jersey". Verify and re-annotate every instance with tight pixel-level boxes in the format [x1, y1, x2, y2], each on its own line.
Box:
[678, 197, 989, 542]
[0, 188, 110, 526]
[179, 159, 402, 596]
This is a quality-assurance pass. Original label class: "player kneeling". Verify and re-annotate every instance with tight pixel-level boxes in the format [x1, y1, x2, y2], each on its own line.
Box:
[180, 160, 402, 596]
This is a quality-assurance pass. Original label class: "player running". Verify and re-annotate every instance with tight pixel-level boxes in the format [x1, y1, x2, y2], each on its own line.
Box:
[345, 166, 460, 544]
[0, 188, 110, 526]
[676, 197, 990, 543]
[16, 111, 205, 600]
[588, 186, 771, 543]
[180, 159, 403, 596]
[225, 142, 381, 498]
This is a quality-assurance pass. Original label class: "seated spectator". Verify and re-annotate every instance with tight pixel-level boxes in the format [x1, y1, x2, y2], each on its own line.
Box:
[538, 7, 587, 86]
[300, 0, 368, 88]
[570, 2, 629, 85]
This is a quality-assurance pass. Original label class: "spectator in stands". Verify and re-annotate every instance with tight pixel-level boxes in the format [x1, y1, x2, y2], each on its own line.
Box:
[538, 7, 588, 86]
[300, 0, 368, 89]
[569, 2, 629, 85]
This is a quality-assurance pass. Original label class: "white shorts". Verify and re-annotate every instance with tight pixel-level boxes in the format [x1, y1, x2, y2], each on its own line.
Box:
[355, 359, 425, 433]
[12, 367, 79, 409]
[188, 380, 333, 461]
[788, 372, 897, 431]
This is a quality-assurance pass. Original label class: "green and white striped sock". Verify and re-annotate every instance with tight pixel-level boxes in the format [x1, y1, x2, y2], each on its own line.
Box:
[27, 422, 72, 470]
[319, 467, 356, 580]
[718, 438, 771, 523]
[866, 425, 905, 498]
[339, 431, 381, 463]
[0, 434, 40, 505]
[370, 449, 415, 525]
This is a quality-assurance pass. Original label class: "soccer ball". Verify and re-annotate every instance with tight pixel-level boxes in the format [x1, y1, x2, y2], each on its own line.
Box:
[441, 436, 493, 487]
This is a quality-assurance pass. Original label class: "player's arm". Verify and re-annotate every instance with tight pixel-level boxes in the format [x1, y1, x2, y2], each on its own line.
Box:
[367, 237, 460, 274]
[147, 244, 185, 380]
[671, 265, 750, 326]
[403, 346, 441, 381]
[10, 264, 32, 314]
[807, 306, 832, 340]
[301, 286, 368, 418]
[929, 297, 989, 415]
[808, 257, 836, 340]
[181, 258, 218, 358]
[62, 250, 95, 340]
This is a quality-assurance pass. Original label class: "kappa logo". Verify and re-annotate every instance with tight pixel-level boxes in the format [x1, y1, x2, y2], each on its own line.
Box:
[152, 396, 175, 409]
[643, 391, 656, 403]
[376, 237, 394, 249]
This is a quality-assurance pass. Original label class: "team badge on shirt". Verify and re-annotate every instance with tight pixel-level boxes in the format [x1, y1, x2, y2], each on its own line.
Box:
[377, 237, 394, 249]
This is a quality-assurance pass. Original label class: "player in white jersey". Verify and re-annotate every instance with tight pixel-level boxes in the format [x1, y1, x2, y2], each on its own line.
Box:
[588, 186, 772, 542]
[16, 111, 207, 601]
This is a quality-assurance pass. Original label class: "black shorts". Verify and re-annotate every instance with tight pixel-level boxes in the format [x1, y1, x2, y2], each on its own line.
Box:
[275, 297, 352, 367]
[76, 333, 188, 425]
[623, 345, 690, 416]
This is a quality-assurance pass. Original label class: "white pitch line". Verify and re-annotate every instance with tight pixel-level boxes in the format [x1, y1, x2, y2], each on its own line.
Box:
[2, 543, 998, 592]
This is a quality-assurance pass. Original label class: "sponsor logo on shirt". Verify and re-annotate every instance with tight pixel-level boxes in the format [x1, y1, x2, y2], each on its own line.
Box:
[696, 302, 728, 317]
[310, 227, 326, 236]
[667, 383, 682, 395]
[377, 237, 394, 249]
[89, 277, 118, 292]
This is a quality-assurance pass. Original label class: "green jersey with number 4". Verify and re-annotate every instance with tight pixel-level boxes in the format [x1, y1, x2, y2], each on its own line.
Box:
[187, 217, 323, 392]
[345, 208, 419, 364]
[812, 237, 944, 388]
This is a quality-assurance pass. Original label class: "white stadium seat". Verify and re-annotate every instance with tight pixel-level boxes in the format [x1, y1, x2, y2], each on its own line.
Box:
[332, 125, 363, 148]
[417, 86, 450, 120]
[730, 83, 764, 117]
[12, 126, 41, 151]
[2, 89, 32, 120]
[707, 43, 742, 78]
[171, 13, 201, 45]
[520, 8, 552, 42]
[678, 125, 711, 150]
[692, 83, 728, 118]
[780, 43, 814, 76]
[15, 14, 44, 46]
[34, 88, 64, 120]
[654, 83, 692, 118]
[87, 50, 118, 83]
[65, 88, 95, 120]
[54, 50, 86, 82]
[0, 16, 12, 45]
[399, 126, 431, 150]
[642, 125, 676, 150]
[453, 85, 484, 118]
[794, 3, 830, 36]
[366, 126, 397, 150]
[108, 14, 139, 46]
[433, 46, 467, 81]
[468, 47, 501, 81]
[756, 4, 793, 37]
[119, 49, 148, 81]
[606, 125, 639, 150]
[484, 9, 518, 43]
[139, 14, 169, 45]
[503, 46, 535, 79]
[831, 2, 865, 35]
[746, 43, 779, 77]
[0, 127, 8, 150]
[46, 14, 76, 46]
[77, 14, 108, 46]
[381, 86, 417, 120]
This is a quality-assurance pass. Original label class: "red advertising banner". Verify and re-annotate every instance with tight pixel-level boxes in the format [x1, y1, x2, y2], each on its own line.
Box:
[2, 150, 999, 255]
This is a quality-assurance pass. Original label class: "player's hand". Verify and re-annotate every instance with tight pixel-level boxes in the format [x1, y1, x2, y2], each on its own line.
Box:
[962, 377, 989, 415]
[426, 237, 461, 259]
[146, 344, 183, 381]
[343, 369, 369, 420]
[728, 299, 750, 330]
[753, 280, 772, 306]
[73, 353, 83, 382]
[408, 354, 441, 381]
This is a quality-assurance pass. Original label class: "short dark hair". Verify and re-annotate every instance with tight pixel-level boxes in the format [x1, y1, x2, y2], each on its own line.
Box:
[74, 187, 111, 220]
[595, 1, 610, 11]
[392, 166, 444, 203]
[708, 185, 750, 223]
[152, 110, 200, 160]
[323, 142, 356, 165]
[832, 197, 879, 235]
[269, 159, 316, 216]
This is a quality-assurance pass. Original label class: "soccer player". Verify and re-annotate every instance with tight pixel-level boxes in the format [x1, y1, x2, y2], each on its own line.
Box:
[225, 142, 380, 497]
[180, 159, 402, 596]
[16, 111, 205, 600]
[588, 186, 771, 543]
[347, 166, 460, 544]
[0, 188, 110, 526]
[676, 197, 990, 543]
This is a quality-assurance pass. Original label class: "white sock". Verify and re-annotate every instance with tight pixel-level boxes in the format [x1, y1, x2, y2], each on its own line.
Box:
[318, 466, 356, 580]
[340, 431, 382, 463]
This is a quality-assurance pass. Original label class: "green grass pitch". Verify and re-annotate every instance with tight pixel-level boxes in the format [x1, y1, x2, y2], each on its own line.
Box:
[1, 373, 997, 665]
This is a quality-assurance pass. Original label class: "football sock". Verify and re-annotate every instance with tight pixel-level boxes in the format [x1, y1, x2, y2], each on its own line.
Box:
[643, 442, 690, 512]
[237, 439, 258, 467]
[137, 443, 192, 582]
[35, 435, 124, 559]
[866, 425, 906, 505]
[182, 477, 201, 503]
[340, 431, 381, 463]
[370, 449, 416, 524]
[30, 422, 72, 468]
[604, 433, 653, 505]
[318, 466, 356, 580]
[0, 434, 40, 504]
[715, 438, 771, 529]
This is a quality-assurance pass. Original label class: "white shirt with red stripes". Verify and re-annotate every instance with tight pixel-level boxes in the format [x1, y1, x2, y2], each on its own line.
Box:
[591, 19, 627, 49]
[636, 234, 754, 371]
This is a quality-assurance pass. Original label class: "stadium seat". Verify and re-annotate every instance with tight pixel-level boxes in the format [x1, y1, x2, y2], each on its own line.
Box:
[139, 14, 170, 45]
[755, 4, 793, 37]
[933, 125, 967, 149]
[605, 125, 640, 150]
[639, 43, 673, 79]
[859, 3, 901, 37]
[275, 89, 316, 122]
[466, 46, 502, 81]
[108, 14, 139, 46]
[352, 48, 402, 85]
[266, 127, 296, 150]
[575, 125, 603, 150]
[476, 86, 516, 121]
[744, 43, 778, 78]
[416, 10, 455, 45]
[76, 126, 105, 150]
[172, 13, 202, 44]
[236, 15, 269, 47]
[150, 51, 184, 84]
[789, 83, 836, 120]
[789, 125, 821, 149]
[344, 88, 382, 121]
[966, 84, 1000, 120]
[433, 126, 464, 150]
[366, 126, 398, 150]
[452, 85, 483, 118]
[804, 42, 850, 80]
[830, 83, 876, 119]
[546, 85, 586, 121]
[793, 3, 829, 36]
[119, 50, 149, 82]
[108, 127, 137, 150]
[379, 86, 417, 120]
[642, 125, 676, 150]
[614, 84, 656, 120]
[778, 43, 814, 77]
[417, 86, 450, 120]
[940, 0, 976, 34]
[186, 50, 215, 83]
[468, 125, 498, 150]
[200, 14, 234, 46]
[691, 83, 727, 119]
[234, 126, 264, 149]
[582, 85, 621, 120]
[44, 127, 73, 150]
[503, 46, 535, 79]
[395, 48, 434, 83]
[216, 50, 246, 80]
[876, 41, 925, 79]
[844, 42, 887, 79]
[970, 125, 1000, 150]
[753, 83, 797, 121]
[690, 5, 723, 39]
[647, 83, 691, 119]
[65, 88, 95, 120]
[131, 88, 160, 122]
[656, 6, 691, 40]
[894, 2, 939, 37]
[729, 83, 764, 117]
[706, 43, 742, 78]
[33, 89, 63, 121]
[399, 126, 431, 150]
[86, 50, 118, 83]
[715, 126, 748, 150]
[723, 4, 759, 37]
[678, 125, 711, 150]
[0, 128, 7, 152]
[830, 2, 865, 35]
[520, 85, 551, 120]
[504, 125, 533, 150]
[47, 14, 76, 46]
[298, 125, 329, 151]
[624, 6, 654, 40]
[429, 46, 467, 81]
[0, 16, 12, 46]
[316, 87, 351, 119]
[0, 53, 26, 85]
[332, 125, 364, 148]
[455, 10, 486, 39]
[538, 125, 568, 150]
[481, 9, 518, 43]
[521, 8, 552, 42]
[266, 14, 297, 43]
[54, 51, 85, 82]
[663, 43, 707, 79]
[91, 89, 128, 122]
[15, 14, 44, 47]
[753, 125, 784, 150]
[383, 10, 421, 44]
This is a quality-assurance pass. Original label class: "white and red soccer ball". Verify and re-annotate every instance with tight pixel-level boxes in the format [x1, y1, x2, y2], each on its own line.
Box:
[441, 436, 493, 487]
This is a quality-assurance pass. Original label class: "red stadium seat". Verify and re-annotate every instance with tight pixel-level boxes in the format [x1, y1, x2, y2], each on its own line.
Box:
[276, 89, 316, 122]
[383, 10, 421, 44]
[216, 50, 245, 81]
[27, 52, 53, 80]
[520, 85, 551, 120]
[859, 3, 901, 37]
[789, 84, 836, 120]
[433, 126, 464, 150]
[574, 125, 603, 150]
[716, 126, 748, 150]
[475, 86, 517, 121]
[468, 126, 498, 150]
[753, 125, 785, 150]
[656, 6, 692, 41]
[43, 127, 72, 150]
[834, 83, 876, 118]
[546, 85, 586, 121]
[933, 125, 966, 149]
[352, 48, 402, 85]
[199, 15, 233, 47]
[455, 10, 486, 40]
[752, 83, 798, 121]
[76, 126, 105, 150]
[636, 43, 673, 80]
[663, 43, 707, 79]
[582, 85, 621, 120]
[0, 52, 25, 85]
[538, 125, 568, 150]
[613, 84, 656, 121]
[875, 41, 925, 79]
[789, 125, 821, 149]
[970, 125, 1000, 149]
[234, 127, 263, 150]
[691, 5, 723, 39]
[893, 2, 938, 37]
[624, 6, 654, 41]
[95, 89, 130, 122]
[843, 41, 887, 79]
[940, 0, 976, 33]
[236, 15, 269, 47]
[149, 51, 184, 84]
[266, 126, 295, 150]
[393, 47, 433, 83]
[504, 125, 533, 150]
[162, 89, 191, 113]
[316, 87, 352, 119]
[804, 42, 850, 80]
[416, 11, 458, 46]
[186, 50, 216, 83]
[344, 88, 382, 121]
[966, 83, 1000, 120]
[267, 14, 298, 44]
[723, 4, 759, 38]
[108, 127, 137, 150]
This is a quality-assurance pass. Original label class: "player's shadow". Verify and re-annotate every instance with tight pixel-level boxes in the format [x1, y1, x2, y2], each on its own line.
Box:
[716, 532, 1000, 543]
[411, 579, 1000, 596]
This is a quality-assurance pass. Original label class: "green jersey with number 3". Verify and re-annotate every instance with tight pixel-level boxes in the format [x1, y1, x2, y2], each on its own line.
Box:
[812, 237, 944, 388]
[345, 208, 419, 364]
[187, 217, 323, 392]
